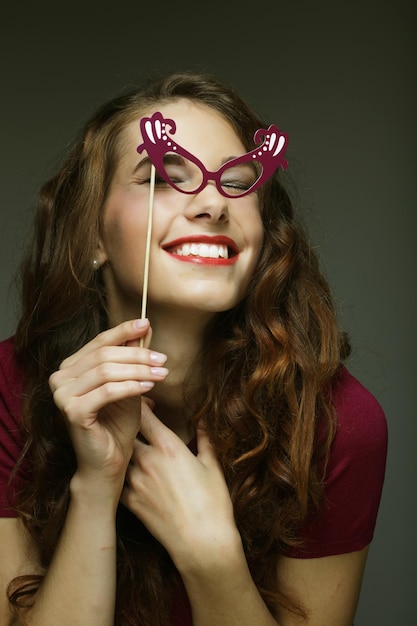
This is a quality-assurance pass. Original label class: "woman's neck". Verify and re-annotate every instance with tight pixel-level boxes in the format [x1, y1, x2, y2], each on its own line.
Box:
[144, 307, 213, 441]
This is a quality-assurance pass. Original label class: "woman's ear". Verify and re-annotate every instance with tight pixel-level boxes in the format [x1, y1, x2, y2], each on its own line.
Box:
[93, 237, 108, 269]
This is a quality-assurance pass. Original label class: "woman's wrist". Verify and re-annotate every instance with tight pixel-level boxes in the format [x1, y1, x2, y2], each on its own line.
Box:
[69, 470, 123, 516]
[172, 525, 245, 580]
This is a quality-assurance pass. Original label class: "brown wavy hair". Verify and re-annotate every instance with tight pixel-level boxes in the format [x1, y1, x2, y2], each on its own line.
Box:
[8, 71, 350, 624]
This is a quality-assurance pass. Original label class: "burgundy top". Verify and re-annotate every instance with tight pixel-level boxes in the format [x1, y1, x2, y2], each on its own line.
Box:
[0, 336, 388, 624]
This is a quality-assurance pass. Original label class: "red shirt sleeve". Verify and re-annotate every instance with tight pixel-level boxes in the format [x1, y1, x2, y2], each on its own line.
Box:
[0, 336, 25, 517]
[286, 366, 388, 558]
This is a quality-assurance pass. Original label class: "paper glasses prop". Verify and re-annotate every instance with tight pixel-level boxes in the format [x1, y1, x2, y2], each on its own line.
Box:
[136, 111, 289, 327]
[137, 111, 289, 198]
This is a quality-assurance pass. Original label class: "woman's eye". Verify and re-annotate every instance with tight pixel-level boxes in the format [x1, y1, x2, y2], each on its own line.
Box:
[220, 165, 258, 194]
[164, 165, 190, 185]
[136, 171, 175, 187]
[221, 179, 251, 190]
[220, 176, 256, 194]
[154, 173, 170, 186]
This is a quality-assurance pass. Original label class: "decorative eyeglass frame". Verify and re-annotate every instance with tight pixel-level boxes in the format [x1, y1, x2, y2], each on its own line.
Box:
[136, 111, 289, 198]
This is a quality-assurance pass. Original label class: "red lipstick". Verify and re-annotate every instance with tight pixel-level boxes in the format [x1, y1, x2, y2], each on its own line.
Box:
[162, 235, 239, 266]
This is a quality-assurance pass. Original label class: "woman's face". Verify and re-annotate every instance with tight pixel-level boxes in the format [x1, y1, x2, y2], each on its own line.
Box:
[99, 100, 264, 325]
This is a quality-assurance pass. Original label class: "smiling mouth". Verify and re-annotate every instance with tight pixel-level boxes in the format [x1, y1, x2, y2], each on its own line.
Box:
[163, 237, 238, 265]
[170, 242, 229, 259]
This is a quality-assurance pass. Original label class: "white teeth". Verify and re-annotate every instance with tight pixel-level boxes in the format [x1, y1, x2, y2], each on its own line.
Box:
[173, 243, 229, 259]
[215, 245, 227, 259]
[199, 244, 210, 257]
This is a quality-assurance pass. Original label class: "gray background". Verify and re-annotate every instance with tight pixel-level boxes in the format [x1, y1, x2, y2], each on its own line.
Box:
[0, 1, 415, 623]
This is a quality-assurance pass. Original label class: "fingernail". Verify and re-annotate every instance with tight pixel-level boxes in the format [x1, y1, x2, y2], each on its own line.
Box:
[140, 381, 154, 389]
[150, 367, 169, 376]
[134, 318, 148, 329]
[150, 351, 167, 364]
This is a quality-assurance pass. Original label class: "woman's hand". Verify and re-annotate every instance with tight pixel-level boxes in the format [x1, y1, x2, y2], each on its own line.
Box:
[48, 319, 169, 497]
[120, 403, 241, 572]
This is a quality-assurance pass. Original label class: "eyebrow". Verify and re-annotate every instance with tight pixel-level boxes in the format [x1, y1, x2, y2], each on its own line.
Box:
[133, 155, 153, 174]
[133, 153, 189, 173]
[223, 157, 258, 169]
[222, 157, 260, 177]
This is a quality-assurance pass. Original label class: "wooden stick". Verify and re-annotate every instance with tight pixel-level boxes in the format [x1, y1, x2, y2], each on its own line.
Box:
[139, 164, 156, 347]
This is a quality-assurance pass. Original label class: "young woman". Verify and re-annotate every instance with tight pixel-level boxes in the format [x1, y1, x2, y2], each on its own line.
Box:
[0, 72, 387, 625]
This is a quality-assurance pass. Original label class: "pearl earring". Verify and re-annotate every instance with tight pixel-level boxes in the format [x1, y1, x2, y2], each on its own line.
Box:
[92, 259, 100, 270]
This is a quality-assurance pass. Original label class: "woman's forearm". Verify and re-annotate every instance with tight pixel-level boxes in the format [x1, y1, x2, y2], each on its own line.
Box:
[25, 476, 119, 626]
[177, 536, 279, 626]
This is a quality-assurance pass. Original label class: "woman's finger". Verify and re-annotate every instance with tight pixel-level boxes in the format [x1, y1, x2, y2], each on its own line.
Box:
[53, 379, 153, 423]
[125, 324, 153, 349]
[61, 318, 151, 368]
[138, 403, 171, 444]
[51, 358, 169, 420]
[50, 355, 168, 393]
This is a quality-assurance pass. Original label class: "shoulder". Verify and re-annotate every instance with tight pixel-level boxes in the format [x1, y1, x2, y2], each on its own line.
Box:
[332, 366, 387, 434]
[329, 366, 388, 480]
[0, 336, 25, 518]
[0, 336, 23, 422]
[287, 366, 388, 559]
[0, 336, 20, 372]
[0, 336, 16, 366]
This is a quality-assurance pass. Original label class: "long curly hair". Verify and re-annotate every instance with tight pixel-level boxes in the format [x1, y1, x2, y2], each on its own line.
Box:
[8, 71, 350, 624]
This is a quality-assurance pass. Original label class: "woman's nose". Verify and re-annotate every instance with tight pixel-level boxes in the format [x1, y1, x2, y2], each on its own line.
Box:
[184, 182, 230, 223]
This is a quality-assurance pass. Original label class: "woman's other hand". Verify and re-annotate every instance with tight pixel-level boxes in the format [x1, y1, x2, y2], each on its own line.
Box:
[121, 404, 240, 571]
